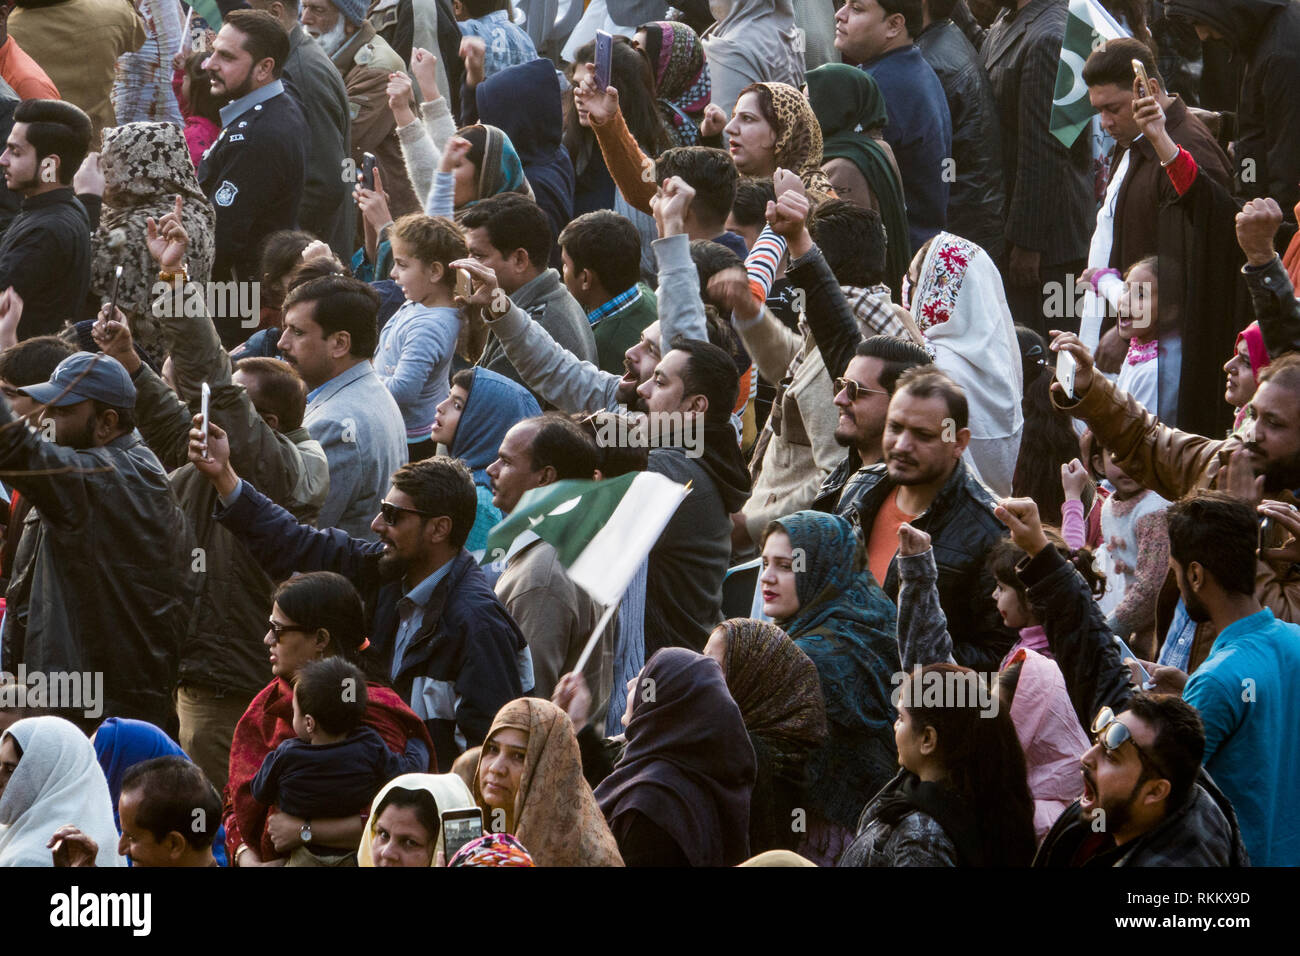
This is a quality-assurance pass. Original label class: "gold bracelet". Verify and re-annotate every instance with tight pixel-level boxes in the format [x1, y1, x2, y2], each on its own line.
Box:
[158, 265, 189, 283]
[234, 843, 251, 866]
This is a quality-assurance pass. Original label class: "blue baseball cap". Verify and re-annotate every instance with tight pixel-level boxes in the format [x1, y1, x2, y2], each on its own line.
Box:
[19, 351, 136, 408]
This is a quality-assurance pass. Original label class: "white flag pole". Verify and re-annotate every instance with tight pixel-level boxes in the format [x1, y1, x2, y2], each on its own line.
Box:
[571, 599, 620, 678]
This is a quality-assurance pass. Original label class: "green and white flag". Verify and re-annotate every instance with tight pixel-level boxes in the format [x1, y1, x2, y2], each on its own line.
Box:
[1049, 0, 1130, 148]
[484, 472, 691, 608]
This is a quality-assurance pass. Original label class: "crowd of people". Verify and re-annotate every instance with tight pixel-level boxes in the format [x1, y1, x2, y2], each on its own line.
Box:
[0, 0, 1298, 870]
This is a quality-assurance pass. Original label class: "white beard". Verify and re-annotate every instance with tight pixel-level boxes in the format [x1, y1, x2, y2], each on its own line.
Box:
[315, 17, 351, 55]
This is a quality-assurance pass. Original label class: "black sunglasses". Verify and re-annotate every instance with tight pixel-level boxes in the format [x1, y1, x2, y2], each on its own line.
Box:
[379, 500, 436, 525]
[266, 620, 310, 641]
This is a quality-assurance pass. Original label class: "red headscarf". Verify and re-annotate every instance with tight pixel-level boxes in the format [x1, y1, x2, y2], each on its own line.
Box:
[223, 677, 434, 861]
[1283, 199, 1300, 290]
[1236, 321, 1270, 377]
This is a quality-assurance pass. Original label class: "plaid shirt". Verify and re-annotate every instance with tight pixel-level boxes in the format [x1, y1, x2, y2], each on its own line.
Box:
[587, 284, 642, 326]
[459, 11, 539, 79]
[842, 284, 909, 339]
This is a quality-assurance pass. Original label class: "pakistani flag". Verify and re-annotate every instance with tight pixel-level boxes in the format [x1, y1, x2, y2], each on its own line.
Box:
[484, 472, 691, 607]
[1049, 0, 1130, 148]
[188, 0, 224, 29]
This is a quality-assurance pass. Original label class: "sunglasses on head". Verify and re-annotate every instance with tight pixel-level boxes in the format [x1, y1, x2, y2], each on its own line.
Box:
[1091, 706, 1169, 780]
[833, 377, 889, 402]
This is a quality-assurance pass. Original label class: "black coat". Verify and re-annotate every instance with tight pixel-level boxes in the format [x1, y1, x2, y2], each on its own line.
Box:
[1166, 0, 1300, 232]
[917, 18, 1006, 259]
[0, 188, 90, 339]
[848, 459, 1017, 672]
[197, 87, 307, 315]
[982, 0, 1092, 265]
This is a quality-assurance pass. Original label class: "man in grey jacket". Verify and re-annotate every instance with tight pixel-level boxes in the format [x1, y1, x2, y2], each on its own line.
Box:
[459, 194, 597, 406]
[276, 274, 406, 540]
[251, 0, 354, 258]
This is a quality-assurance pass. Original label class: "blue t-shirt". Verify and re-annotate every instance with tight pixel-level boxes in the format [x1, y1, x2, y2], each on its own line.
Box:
[1183, 607, 1300, 865]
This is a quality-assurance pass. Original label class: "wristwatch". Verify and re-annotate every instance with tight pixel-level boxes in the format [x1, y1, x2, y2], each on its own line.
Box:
[300, 819, 312, 844]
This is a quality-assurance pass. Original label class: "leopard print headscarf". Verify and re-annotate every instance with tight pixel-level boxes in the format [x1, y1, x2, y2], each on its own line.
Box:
[756, 81, 833, 199]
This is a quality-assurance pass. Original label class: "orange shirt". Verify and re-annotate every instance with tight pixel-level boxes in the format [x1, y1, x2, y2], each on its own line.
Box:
[867, 487, 916, 586]
[0, 36, 60, 101]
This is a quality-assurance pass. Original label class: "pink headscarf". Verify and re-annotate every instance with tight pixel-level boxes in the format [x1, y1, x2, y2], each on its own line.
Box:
[1236, 321, 1270, 377]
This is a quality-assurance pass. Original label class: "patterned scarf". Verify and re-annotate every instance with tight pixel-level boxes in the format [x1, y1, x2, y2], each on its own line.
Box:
[472, 698, 624, 867]
[642, 20, 710, 147]
[92, 122, 216, 364]
[755, 82, 833, 198]
[715, 618, 827, 778]
[447, 832, 535, 866]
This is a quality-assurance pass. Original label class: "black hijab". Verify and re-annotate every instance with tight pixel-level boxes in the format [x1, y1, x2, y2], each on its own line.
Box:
[594, 648, 756, 867]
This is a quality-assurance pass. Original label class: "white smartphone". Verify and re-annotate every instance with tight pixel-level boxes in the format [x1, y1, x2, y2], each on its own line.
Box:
[1056, 349, 1077, 399]
[1114, 634, 1152, 686]
[200, 381, 211, 459]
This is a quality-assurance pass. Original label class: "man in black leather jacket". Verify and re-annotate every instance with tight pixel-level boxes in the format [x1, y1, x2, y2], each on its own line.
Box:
[917, 0, 1006, 259]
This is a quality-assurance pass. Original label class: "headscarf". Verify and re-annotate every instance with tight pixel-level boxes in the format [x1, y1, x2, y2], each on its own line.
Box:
[805, 63, 912, 293]
[447, 832, 534, 866]
[473, 698, 623, 867]
[91, 718, 186, 831]
[640, 20, 711, 147]
[476, 58, 574, 243]
[0, 717, 124, 867]
[911, 233, 1024, 441]
[1236, 321, 1270, 378]
[450, 367, 542, 488]
[92, 121, 216, 364]
[753, 81, 833, 197]
[466, 124, 535, 210]
[226, 676, 434, 862]
[1284, 198, 1300, 290]
[357, 773, 477, 867]
[714, 618, 827, 778]
[703, 0, 806, 100]
[594, 648, 756, 867]
[770, 511, 901, 830]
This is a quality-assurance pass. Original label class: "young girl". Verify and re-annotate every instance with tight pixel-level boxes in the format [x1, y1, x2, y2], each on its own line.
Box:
[1112, 256, 1175, 418]
[175, 51, 222, 170]
[376, 214, 467, 462]
[1085, 437, 1170, 657]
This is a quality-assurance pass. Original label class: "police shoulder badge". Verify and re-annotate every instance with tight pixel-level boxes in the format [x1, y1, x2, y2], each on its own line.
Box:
[214, 181, 239, 207]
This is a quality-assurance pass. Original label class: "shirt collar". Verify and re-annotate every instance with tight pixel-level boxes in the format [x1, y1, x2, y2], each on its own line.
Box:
[220, 79, 285, 129]
[399, 558, 454, 609]
[587, 284, 641, 324]
[1215, 607, 1275, 645]
[305, 361, 367, 404]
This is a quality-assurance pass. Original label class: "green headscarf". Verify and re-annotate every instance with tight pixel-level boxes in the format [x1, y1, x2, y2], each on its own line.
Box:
[805, 64, 912, 299]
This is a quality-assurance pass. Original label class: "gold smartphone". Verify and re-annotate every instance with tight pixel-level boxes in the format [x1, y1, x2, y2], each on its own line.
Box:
[1132, 58, 1151, 97]
[455, 268, 473, 299]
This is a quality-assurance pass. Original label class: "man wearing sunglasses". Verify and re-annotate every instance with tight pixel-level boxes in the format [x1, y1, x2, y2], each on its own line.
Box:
[190, 426, 528, 773]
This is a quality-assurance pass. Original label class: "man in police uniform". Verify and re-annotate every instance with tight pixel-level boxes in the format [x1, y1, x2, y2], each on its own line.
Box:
[198, 9, 308, 346]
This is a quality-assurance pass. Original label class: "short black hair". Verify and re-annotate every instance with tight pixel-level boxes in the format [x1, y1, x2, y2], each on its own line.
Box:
[272, 571, 367, 665]
[258, 229, 317, 306]
[809, 199, 887, 287]
[880, 0, 923, 38]
[294, 656, 369, 736]
[0, 335, 75, 386]
[731, 177, 774, 227]
[852, 335, 933, 390]
[669, 335, 739, 424]
[520, 413, 600, 480]
[92, 400, 135, 434]
[459, 193, 553, 271]
[11, 99, 92, 185]
[232, 355, 306, 432]
[894, 364, 968, 431]
[451, 367, 475, 392]
[689, 239, 744, 310]
[224, 8, 290, 78]
[119, 756, 222, 850]
[1124, 691, 1205, 810]
[559, 211, 642, 297]
[654, 147, 738, 225]
[390, 455, 479, 549]
[282, 274, 380, 358]
[1166, 491, 1258, 596]
[373, 785, 440, 840]
[1083, 36, 1161, 89]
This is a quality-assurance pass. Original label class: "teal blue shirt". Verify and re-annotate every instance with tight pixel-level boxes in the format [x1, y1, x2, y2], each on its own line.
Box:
[1183, 607, 1300, 866]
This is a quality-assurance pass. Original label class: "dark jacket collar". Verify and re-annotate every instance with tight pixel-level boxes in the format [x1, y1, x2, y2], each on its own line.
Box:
[984, 0, 1058, 69]
[19, 186, 77, 212]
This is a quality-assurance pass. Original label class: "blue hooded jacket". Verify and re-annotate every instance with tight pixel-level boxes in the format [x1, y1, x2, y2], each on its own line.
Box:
[476, 58, 575, 252]
[450, 367, 541, 554]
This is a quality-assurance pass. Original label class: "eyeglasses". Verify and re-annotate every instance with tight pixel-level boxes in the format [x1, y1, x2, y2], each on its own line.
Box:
[379, 500, 435, 525]
[1091, 707, 1169, 781]
[266, 620, 310, 642]
[833, 378, 889, 402]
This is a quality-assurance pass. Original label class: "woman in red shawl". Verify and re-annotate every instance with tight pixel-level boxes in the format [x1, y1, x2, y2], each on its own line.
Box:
[225, 572, 434, 867]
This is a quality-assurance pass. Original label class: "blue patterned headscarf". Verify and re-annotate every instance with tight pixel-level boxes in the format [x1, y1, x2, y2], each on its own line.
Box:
[769, 511, 901, 830]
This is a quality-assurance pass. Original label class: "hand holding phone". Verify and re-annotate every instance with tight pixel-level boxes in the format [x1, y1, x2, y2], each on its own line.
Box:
[1114, 634, 1152, 686]
[1132, 58, 1151, 98]
[455, 268, 473, 300]
[200, 382, 211, 461]
[440, 808, 483, 863]
[1056, 348, 1077, 400]
[593, 30, 613, 93]
[360, 152, 379, 192]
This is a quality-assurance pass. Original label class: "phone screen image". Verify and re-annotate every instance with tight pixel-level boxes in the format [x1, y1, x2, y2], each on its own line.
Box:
[442, 812, 483, 861]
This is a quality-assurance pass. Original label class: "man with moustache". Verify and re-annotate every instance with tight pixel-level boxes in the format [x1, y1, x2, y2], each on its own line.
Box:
[197, 9, 307, 316]
[847, 365, 1017, 670]
[191, 435, 528, 771]
[1051, 334, 1300, 671]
